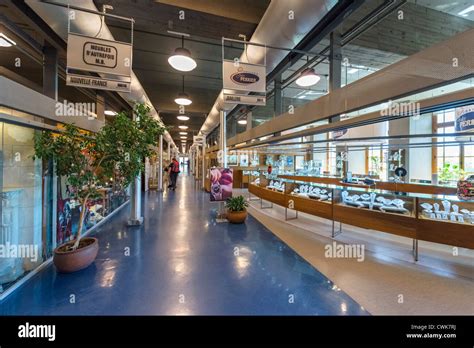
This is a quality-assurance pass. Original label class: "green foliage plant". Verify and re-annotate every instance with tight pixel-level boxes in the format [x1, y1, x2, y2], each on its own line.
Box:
[34, 102, 166, 250]
[225, 195, 249, 212]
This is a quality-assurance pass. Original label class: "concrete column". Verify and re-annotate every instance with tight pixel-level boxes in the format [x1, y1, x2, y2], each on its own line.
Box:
[329, 30, 342, 124]
[128, 112, 143, 226]
[329, 30, 342, 93]
[274, 74, 283, 117]
[246, 111, 253, 132]
[231, 115, 237, 138]
[201, 141, 206, 190]
[219, 110, 227, 167]
[167, 141, 171, 162]
[96, 93, 105, 122]
[127, 175, 143, 226]
[158, 134, 163, 191]
[42, 44, 58, 100]
[196, 148, 200, 178]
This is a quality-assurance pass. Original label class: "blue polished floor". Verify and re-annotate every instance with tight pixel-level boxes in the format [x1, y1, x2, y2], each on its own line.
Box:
[1, 174, 368, 315]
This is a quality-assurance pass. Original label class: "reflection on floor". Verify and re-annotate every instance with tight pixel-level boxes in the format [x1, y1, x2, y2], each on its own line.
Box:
[0, 175, 367, 315]
[245, 193, 474, 315]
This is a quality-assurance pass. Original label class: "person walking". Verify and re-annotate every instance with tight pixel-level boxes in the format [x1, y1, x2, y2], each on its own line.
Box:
[167, 157, 180, 190]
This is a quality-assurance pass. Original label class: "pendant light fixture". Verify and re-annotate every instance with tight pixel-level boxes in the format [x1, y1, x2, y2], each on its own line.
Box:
[175, 75, 192, 105]
[295, 68, 320, 87]
[295, 57, 320, 87]
[168, 36, 197, 72]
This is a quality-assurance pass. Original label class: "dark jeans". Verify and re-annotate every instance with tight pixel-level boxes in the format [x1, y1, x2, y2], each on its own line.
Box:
[169, 172, 178, 188]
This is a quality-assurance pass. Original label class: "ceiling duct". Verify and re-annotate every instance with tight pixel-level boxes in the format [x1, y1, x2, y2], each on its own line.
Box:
[25, 0, 176, 147]
[199, 0, 339, 137]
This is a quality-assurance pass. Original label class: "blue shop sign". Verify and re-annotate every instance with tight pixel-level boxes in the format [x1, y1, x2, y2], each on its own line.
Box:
[455, 106, 474, 132]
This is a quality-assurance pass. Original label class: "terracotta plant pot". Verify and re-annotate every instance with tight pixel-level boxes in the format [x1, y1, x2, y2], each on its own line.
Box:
[53, 237, 99, 273]
[226, 209, 248, 224]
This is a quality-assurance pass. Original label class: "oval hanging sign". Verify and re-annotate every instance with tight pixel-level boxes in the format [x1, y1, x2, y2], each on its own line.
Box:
[230, 72, 260, 85]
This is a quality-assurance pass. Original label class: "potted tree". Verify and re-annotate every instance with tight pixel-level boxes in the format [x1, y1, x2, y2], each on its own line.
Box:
[225, 195, 249, 224]
[34, 103, 165, 272]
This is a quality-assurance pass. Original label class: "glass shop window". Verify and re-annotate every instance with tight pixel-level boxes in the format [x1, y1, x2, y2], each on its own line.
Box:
[0, 122, 52, 295]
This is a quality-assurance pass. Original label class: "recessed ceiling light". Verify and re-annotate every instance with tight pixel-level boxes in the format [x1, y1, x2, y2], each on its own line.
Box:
[295, 68, 320, 87]
[168, 47, 197, 72]
[238, 119, 247, 125]
[105, 110, 117, 116]
[179, 132, 188, 135]
[177, 115, 190, 121]
[178, 125, 188, 130]
[0, 33, 16, 47]
[180, 136, 187, 139]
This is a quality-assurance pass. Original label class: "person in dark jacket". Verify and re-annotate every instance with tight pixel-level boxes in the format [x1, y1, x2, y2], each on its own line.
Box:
[167, 157, 180, 190]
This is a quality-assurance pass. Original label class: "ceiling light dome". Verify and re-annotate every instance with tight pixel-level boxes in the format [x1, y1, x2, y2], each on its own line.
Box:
[168, 47, 197, 72]
[177, 115, 190, 121]
[175, 75, 192, 105]
[175, 92, 192, 106]
[295, 68, 320, 87]
[178, 125, 188, 130]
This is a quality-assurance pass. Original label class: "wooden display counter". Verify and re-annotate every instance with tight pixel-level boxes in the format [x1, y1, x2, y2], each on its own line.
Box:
[332, 204, 417, 239]
[248, 183, 286, 206]
[286, 194, 333, 220]
[247, 183, 474, 255]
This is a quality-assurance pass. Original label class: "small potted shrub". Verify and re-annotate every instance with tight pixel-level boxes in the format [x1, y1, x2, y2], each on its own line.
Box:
[225, 195, 249, 224]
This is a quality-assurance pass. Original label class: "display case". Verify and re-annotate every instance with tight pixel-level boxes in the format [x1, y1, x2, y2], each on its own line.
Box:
[418, 195, 470, 224]
[333, 187, 417, 239]
[289, 181, 333, 202]
[417, 195, 474, 249]
[334, 187, 415, 216]
[266, 179, 287, 193]
[247, 174, 474, 252]
[287, 181, 333, 219]
[248, 182, 286, 207]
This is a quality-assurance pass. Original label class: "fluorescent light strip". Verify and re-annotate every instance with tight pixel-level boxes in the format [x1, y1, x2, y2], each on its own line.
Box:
[458, 5, 474, 16]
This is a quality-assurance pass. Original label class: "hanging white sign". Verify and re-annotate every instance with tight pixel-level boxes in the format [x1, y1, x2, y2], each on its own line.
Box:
[66, 74, 131, 93]
[67, 33, 132, 77]
[222, 60, 266, 93]
[193, 135, 205, 144]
